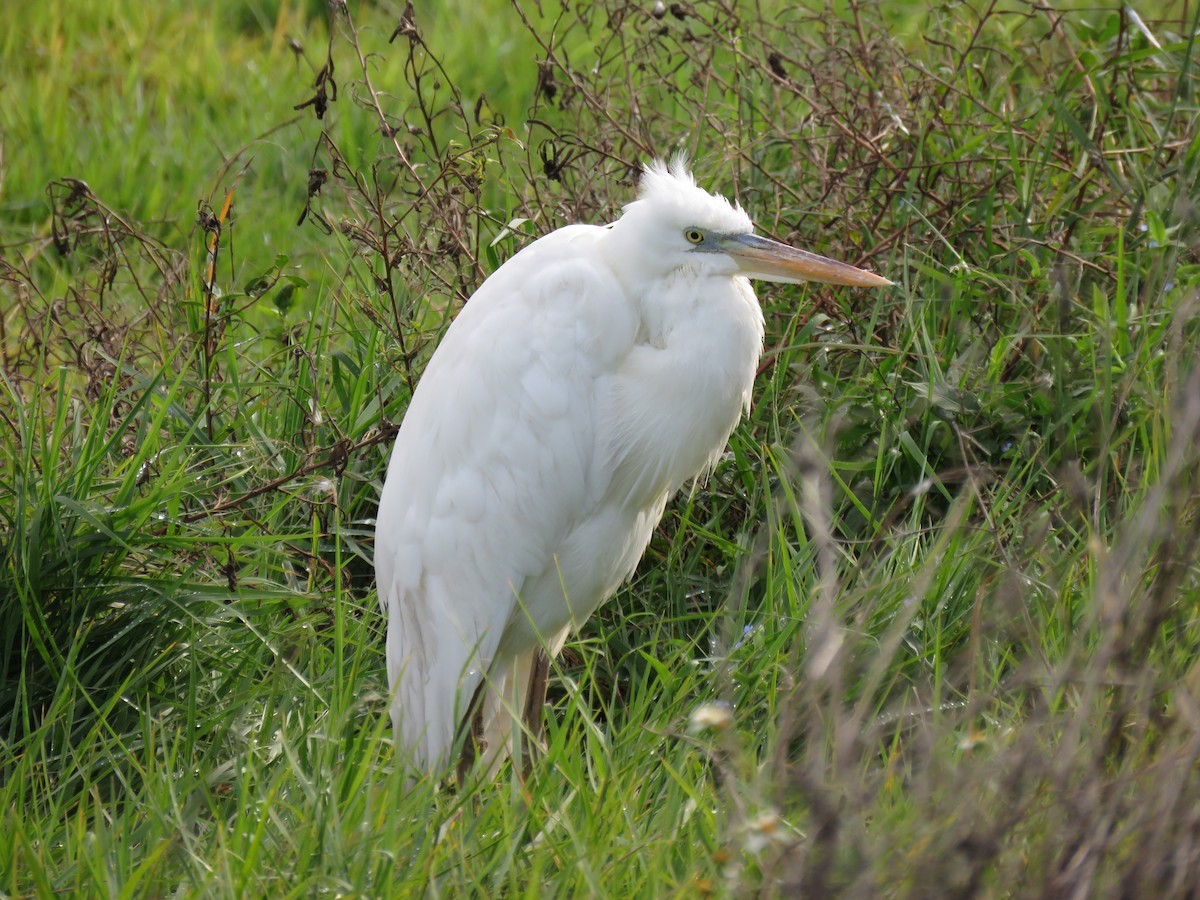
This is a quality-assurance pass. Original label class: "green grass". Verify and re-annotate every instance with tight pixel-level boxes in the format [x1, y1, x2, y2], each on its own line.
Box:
[3, 0, 1200, 895]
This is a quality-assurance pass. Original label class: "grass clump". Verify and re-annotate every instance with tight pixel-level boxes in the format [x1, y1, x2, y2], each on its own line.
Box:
[2, 0, 1200, 895]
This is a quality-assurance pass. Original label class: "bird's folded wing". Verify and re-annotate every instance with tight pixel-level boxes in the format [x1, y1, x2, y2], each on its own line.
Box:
[376, 233, 637, 771]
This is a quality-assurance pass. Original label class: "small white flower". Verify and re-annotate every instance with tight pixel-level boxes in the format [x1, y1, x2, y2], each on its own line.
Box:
[688, 702, 733, 733]
[957, 730, 986, 752]
[743, 810, 788, 854]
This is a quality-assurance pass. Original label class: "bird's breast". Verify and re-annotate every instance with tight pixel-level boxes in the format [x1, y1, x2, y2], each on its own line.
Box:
[598, 276, 765, 509]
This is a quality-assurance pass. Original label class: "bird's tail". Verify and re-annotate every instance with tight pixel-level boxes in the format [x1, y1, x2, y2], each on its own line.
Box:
[385, 584, 491, 776]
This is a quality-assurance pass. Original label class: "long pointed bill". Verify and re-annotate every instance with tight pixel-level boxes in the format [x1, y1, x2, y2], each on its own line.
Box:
[723, 233, 893, 287]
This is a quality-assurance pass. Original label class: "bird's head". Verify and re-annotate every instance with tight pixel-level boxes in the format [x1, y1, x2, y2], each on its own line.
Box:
[610, 156, 892, 288]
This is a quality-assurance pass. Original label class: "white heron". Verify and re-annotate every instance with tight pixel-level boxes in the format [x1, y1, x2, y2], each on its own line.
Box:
[376, 156, 891, 778]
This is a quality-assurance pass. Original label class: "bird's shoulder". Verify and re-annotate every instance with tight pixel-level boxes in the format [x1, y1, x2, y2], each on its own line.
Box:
[456, 224, 629, 335]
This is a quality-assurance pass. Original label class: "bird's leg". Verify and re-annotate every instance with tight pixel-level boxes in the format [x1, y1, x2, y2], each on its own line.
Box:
[456, 677, 489, 785]
[520, 648, 551, 778]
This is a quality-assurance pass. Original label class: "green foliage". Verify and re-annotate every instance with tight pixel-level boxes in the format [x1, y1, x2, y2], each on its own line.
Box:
[2, 0, 1200, 895]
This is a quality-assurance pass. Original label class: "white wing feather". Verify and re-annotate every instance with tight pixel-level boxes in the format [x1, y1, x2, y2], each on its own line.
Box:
[376, 226, 637, 771]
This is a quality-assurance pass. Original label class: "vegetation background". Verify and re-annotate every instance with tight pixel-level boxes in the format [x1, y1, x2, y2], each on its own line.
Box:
[3, 0, 1200, 894]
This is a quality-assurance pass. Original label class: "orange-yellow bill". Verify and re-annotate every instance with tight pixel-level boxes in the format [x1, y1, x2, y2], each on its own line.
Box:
[724, 233, 892, 287]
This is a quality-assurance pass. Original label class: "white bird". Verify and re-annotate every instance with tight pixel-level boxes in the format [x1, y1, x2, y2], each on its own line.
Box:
[376, 156, 891, 778]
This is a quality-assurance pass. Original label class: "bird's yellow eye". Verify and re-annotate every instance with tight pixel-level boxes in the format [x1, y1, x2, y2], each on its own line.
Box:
[685, 228, 705, 244]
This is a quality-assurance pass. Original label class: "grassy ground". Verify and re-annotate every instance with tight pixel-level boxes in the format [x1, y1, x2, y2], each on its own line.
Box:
[3, 0, 1200, 895]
